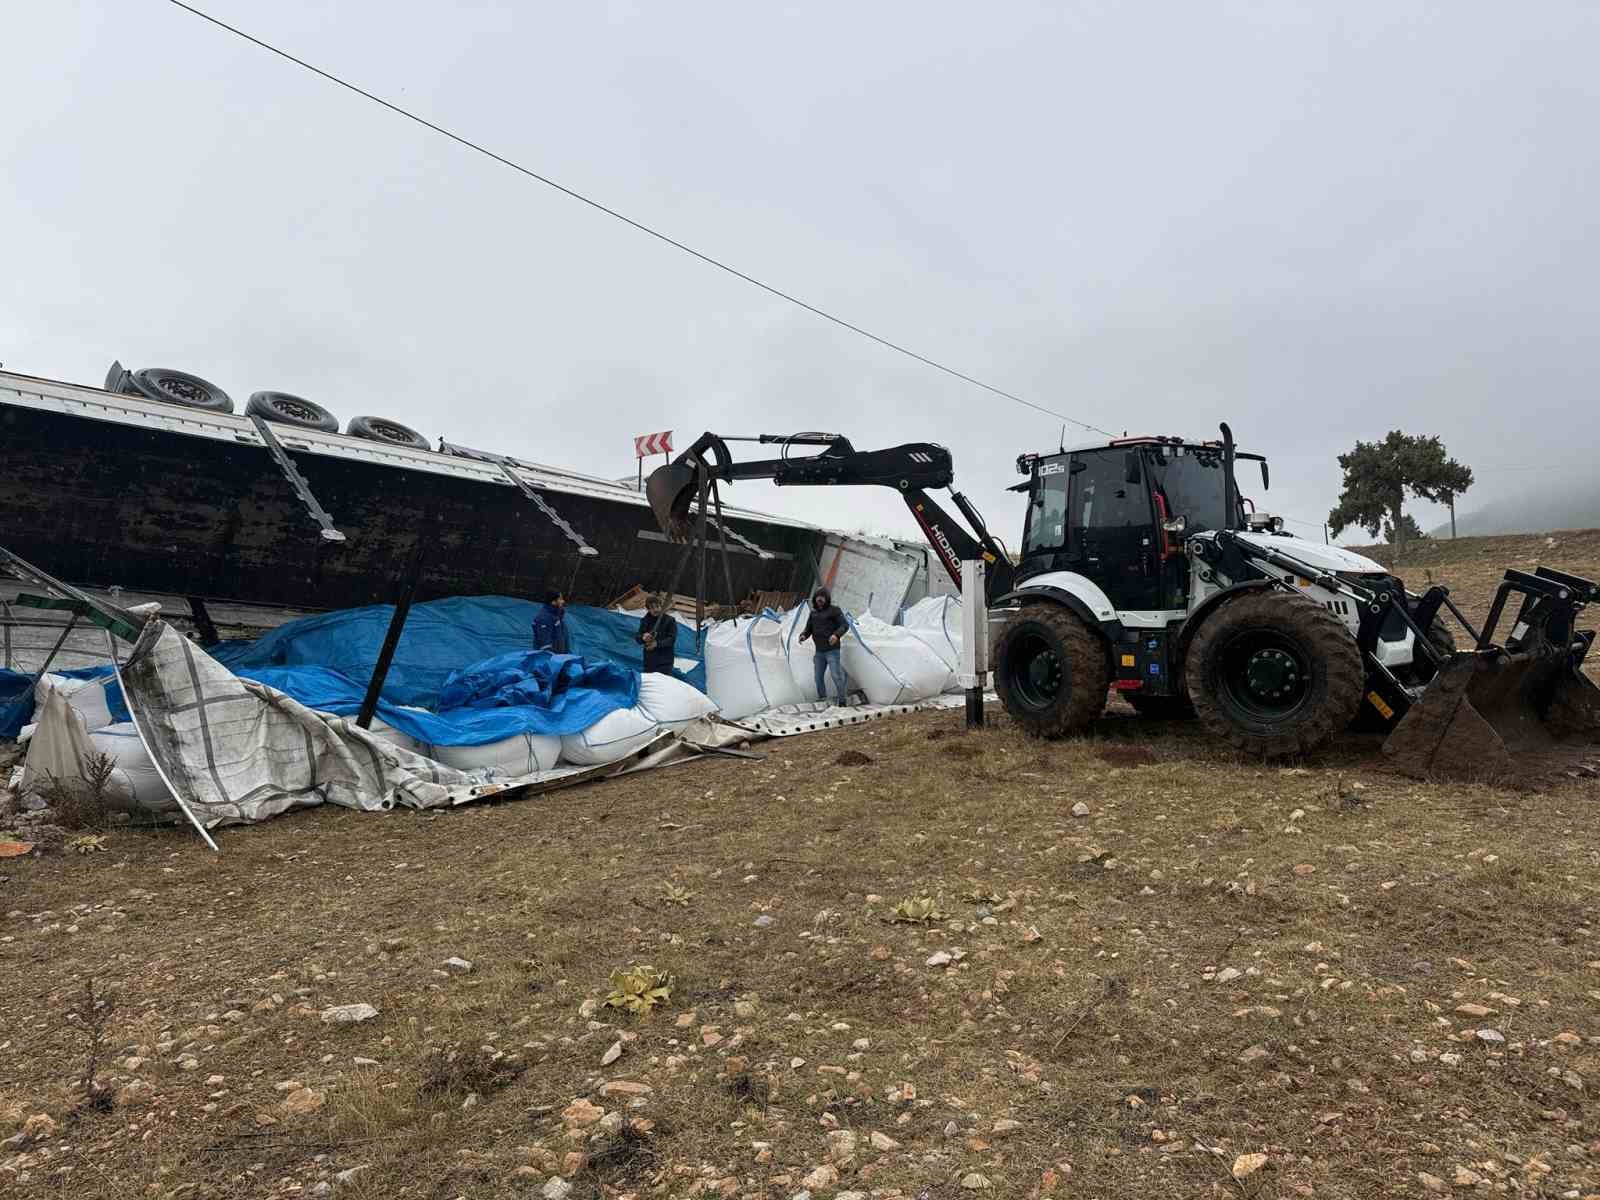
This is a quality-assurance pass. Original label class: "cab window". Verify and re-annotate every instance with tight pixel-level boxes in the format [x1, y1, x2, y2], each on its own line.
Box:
[1069, 449, 1151, 542]
[1022, 464, 1069, 555]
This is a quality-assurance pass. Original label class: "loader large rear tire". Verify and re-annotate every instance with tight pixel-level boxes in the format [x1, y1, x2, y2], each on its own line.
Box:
[1186, 590, 1363, 758]
[994, 603, 1108, 738]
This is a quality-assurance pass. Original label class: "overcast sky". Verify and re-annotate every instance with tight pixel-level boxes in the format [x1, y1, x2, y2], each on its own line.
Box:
[4, 1, 1597, 548]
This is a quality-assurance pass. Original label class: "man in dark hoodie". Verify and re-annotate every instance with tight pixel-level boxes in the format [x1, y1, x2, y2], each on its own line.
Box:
[634, 592, 678, 675]
[798, 586, 851, 706]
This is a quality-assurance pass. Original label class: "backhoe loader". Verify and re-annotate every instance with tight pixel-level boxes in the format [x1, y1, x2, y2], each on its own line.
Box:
[647, 427, 1600, 779]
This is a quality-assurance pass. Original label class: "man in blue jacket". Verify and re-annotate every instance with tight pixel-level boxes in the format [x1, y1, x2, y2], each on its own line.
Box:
[531, 590, 569, 654]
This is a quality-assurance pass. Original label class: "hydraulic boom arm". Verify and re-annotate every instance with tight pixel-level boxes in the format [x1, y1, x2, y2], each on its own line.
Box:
[646, 432, 1015, 599]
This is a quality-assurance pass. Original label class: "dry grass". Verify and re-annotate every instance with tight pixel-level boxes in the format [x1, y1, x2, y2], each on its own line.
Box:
[1, 531, 1598, 1199]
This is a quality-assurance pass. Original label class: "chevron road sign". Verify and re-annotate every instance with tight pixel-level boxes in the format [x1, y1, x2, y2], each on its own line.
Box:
[634, 431, 673, 458]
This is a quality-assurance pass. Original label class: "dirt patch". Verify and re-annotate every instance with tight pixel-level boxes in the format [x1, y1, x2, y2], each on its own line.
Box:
[3, 533, 1600, 1198]
[1094, 743, 1160, 767]
[832, 749, 874, 766]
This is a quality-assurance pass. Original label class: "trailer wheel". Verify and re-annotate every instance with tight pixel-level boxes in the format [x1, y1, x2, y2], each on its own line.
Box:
[346, 414, 429, 450]
[1127, 693, 1196, 720]
[127, 367, 234, 412]
[246, 391, 339, 433]
[1186, 589, 1362, 758]
[994, 603, 1108, 738]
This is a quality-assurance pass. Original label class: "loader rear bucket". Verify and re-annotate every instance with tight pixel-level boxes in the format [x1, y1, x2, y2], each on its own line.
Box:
[646, 461, 701, 542]
[1383, 569, 1600, 782]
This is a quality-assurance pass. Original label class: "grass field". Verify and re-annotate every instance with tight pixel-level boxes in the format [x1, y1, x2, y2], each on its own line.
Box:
[2, 532, 1599, 1200]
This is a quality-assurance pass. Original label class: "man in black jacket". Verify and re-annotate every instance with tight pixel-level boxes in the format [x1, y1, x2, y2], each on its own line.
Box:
[798, 586, 851, 706]
[635, 593, 678, 675]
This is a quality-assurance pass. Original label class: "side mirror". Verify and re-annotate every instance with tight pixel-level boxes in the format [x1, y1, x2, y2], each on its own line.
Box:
[1123, 451, 1142, 485]
[1260, 461, 1270, 491]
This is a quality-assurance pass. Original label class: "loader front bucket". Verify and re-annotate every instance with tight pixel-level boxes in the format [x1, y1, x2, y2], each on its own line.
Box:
[1383, 567, 1600, 782]
[646, 461, 701, 542]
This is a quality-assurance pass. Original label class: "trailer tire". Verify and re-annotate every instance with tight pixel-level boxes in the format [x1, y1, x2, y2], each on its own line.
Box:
[1186, 590, 1362, 758]
[1127, 693, 1196, 720]
[127, 367, 233, 413]
[346, 414, 429, 450]
[246, 391, 339, 432]
[994, 602, 1108, 738]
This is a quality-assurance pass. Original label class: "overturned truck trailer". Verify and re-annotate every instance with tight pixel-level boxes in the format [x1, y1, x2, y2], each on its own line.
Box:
[0, 368, 827, 619]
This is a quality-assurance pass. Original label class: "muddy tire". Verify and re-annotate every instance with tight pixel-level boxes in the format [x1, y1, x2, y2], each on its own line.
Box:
[994, 603, 1108, 738]
[1186, 589, 1363, 758]
[246, 391, 339, 432]
[346, 414, 429, 450]
[127, 367, 233, 412]
[1127, 693, 1196, 721]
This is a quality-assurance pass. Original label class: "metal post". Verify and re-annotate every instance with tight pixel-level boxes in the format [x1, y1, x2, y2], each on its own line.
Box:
[958, 559, 989, 730]
[356, 538, 427, 729]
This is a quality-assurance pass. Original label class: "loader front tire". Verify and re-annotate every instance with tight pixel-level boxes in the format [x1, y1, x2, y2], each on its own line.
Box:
[994, 603, 1108, 738]
[1186, 590, 1363, 758]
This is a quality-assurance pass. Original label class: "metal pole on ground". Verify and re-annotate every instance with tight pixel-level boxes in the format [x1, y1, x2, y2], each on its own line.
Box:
[958, 559, 989, 730]
[356, 538, 427, 730]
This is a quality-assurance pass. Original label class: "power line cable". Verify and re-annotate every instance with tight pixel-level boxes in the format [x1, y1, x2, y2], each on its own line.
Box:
[164, 0, 1117, 439]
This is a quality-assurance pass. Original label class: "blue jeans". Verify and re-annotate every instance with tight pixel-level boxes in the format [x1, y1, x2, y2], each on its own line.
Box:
[813, 647, 848, 705]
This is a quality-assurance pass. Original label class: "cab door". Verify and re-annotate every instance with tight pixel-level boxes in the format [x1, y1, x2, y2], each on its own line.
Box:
[1068, 449, 1160, 613]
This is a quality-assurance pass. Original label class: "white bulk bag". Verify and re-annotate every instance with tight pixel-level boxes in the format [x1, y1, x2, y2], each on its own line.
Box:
[841, 614, 952, 706]
[560, 706, 662, 766]
[430, 732, 562, 776]
[35, 673, 117, 732]
[901, 595, 963, 692]
[705, 615, 804, 718]
[636, 672, 719, 730]
[88, 723, 177, 814]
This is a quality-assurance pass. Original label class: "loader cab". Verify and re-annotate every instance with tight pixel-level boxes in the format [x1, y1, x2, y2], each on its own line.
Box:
[1019, 438, 1260, 614]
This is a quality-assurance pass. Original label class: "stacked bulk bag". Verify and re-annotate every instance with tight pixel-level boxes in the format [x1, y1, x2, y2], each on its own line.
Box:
[637, 672, 719, 731]
[840, 614, 953, 706]
[705, 614, 806, 718]
[900, 595, 963, 693]
[560, 706, 661, 765]
[561, 671, 720, 765]
[35, 673, 119, 732]
[87, 722, 176, 814]
[430, 732, 562, 775]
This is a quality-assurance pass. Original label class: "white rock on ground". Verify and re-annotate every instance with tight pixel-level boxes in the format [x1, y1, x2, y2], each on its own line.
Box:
[442, 957, 474, 973]
[320, 1003, 379, 1024]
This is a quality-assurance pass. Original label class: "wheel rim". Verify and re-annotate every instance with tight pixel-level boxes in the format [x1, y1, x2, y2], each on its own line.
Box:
[368, 420, 414, 443]
[159, 377, 207, 404]
[274, 397, 319, 422]
[1218, 630, 1311, 720]
[1005, 631, 1066, 712]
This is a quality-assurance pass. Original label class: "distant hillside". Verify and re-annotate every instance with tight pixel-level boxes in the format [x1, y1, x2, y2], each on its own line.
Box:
[1350, 528, 1600, 641]
[1426, 477, 1600, 537]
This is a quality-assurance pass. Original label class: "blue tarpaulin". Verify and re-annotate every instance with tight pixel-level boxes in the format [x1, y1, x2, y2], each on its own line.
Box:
[2, 597, 704, 747]
[239, 653, 637, 745]
[211, 596, 705, 704]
